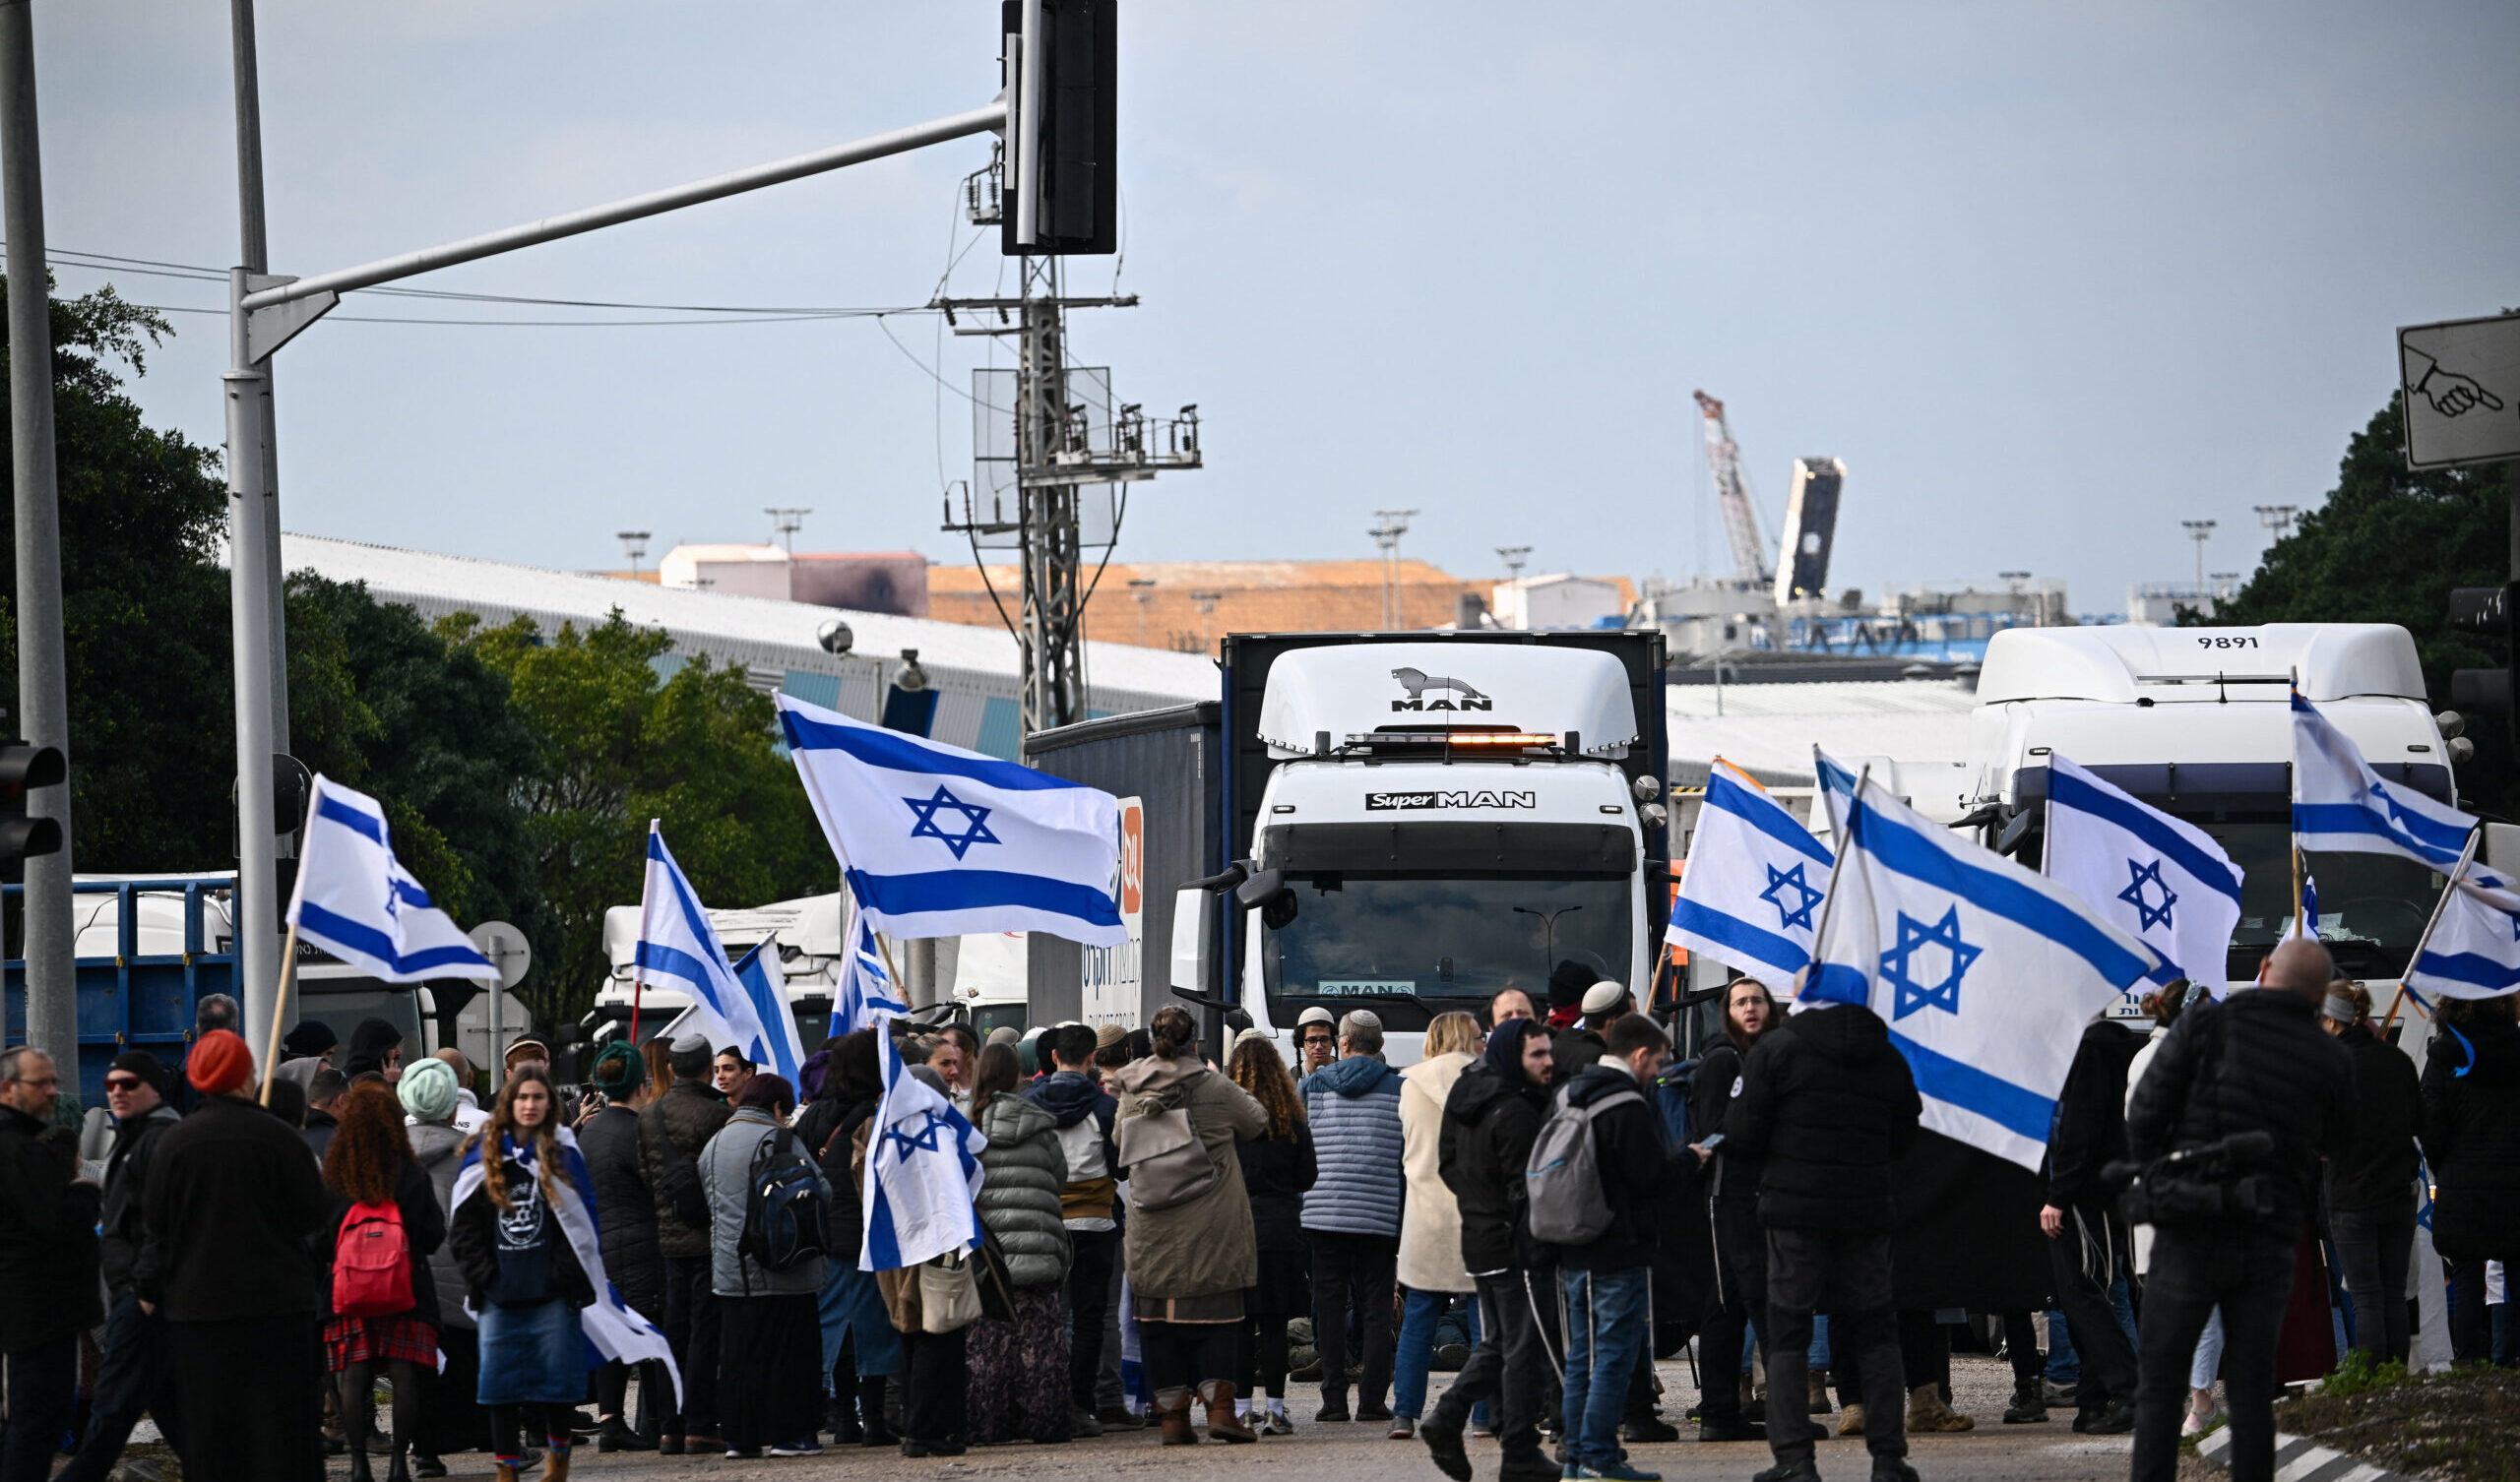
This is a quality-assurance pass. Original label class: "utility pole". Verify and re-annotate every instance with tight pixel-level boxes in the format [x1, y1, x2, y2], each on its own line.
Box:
[231, 0, 287, 758]
[2253, 503, 2298, 544]
[1128, 576, 1156, 648]
[766, 507, 809, 599]
[1371, 510, 1418, 629]
[1, 0, 75, 1074]
[2181, 519, 2216, 591]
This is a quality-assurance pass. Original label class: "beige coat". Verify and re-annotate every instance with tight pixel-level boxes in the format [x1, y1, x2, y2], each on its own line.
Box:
[1110, 1053, 1268, 1300]
[1397, 1050, 1477, 1292]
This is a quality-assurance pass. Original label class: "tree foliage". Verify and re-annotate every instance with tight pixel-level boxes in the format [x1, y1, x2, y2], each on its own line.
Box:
[2206, 394, 2517, 817]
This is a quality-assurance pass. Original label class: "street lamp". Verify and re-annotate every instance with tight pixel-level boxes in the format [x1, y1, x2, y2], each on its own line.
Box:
[617, 529, 651, 577]
[2181, 520, 2217, 591]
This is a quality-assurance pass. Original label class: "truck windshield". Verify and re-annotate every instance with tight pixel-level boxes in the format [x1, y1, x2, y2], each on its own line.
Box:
[1261, 875, 1633, 1026]
[2193, 817, 2443, 980]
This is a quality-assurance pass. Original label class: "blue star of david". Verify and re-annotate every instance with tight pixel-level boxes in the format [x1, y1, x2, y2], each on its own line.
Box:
[885, 1109, 948, 1160]
[1879, 905, 1981, 1020]
[2118, 858, 2178, 932]
[1760, 861, 1824, 932]
[904, 784, 1001, 859]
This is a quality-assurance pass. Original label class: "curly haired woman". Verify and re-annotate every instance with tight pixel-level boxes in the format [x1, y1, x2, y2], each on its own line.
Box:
[322, 1081, 448, 1482]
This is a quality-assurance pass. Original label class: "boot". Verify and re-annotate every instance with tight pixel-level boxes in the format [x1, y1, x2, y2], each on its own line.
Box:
[1908, 1382, 1974, 1433]
[1808, 1369, 1833, 1414]
[857, 1376, 899, 1447]
[492, 1465, 521, 1482]
[1156, 1387, 1200, 1446]
[1201, 1380, 1258, 1444]
[2002, 1379, 2048, 1424]
[347, 1440, 376, 1482]
[827, 1393, 863, 1447]
[385, 1448, 412, 1482]
[542, 1443, 573, 1481]
[1838, 1401, 1865, 1437]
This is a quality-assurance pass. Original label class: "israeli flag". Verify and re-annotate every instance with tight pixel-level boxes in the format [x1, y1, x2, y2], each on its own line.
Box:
[287, 775, 500, 982]
[2406, 870, 2520, 1001]
[2294, 691, 2475, 871]
[1668, 762, 1833, 980]
[634, 824, 777, 1066]
[2043, 754, 2244, 993]
[1814, 747, 1861, 836]
[451, 1125, 681, 1405]
[832, 916, 911, 1037]
[777, 693, 1127, 947]
[729, 938, 809, 1081]
[861, 1023, 987, 1271]
[1805, 771, 2169, 1170]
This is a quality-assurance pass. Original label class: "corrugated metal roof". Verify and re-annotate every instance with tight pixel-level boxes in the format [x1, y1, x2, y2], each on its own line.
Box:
[1665, 680, 1979, 786]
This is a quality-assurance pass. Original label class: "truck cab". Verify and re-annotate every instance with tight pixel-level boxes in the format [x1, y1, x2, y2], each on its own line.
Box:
[1225, 634, 1670, 1061]
[1965, 623, 2460, 990]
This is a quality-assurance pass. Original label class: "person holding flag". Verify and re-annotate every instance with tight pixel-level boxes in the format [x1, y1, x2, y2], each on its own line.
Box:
[861, 1019, 990, 1456]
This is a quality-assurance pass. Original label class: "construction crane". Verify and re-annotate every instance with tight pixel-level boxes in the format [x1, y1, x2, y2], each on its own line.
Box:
[1692, 390, 1773, 587]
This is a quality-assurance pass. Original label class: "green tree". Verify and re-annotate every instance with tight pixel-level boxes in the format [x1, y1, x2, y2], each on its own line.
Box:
[2207, 394, 2517, 817]
[454, 611, 831, 1027]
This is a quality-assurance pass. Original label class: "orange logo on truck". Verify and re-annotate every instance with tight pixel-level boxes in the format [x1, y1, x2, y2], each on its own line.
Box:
[1119, 800, 1144, 916]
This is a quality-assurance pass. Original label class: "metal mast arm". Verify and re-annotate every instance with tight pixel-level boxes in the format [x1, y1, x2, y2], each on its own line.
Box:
[1692, 389, 1774, 587]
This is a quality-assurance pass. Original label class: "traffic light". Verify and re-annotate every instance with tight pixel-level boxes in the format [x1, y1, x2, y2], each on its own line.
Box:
[2449, 584, 2516, 740]
[1003, 0, 1117, 256]
[0, 741, 65, 877]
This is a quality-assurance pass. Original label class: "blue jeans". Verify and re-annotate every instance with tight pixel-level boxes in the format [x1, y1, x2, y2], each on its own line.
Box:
[1395, 1287, 1485, 1422]
[1561, 1267, 1650, 1469]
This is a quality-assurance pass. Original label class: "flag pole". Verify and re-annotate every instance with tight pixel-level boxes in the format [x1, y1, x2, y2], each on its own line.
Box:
[1794, 761, 1868, 1005]
[631, 819, 660, 1045]
[2290, 673, 2306, 938]
[257, 921, 301, 1107]
[2382, 825, 2481, 1034]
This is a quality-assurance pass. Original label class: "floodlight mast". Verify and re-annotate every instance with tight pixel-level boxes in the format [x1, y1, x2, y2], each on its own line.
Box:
[223, 66, 1020, 1053]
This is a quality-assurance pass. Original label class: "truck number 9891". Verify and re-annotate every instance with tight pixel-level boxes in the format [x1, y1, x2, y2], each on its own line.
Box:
[2196, 635, 2258, 648]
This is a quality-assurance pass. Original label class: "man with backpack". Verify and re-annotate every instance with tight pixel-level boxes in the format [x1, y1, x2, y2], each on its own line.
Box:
[638, 1031, 731, 1454]
[1422, 1018, 1560, 1482]
[1728, 998, 1923, 1482]
[1540, 1013, 1689, 1482]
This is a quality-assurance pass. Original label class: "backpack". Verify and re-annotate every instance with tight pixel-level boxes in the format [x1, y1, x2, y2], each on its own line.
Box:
[1115, 1087, 1221, 1212]
[738, 1126, 831, 1281]
[1524, 1083, 1644, 1246]
[334, 1200, 414, 1317]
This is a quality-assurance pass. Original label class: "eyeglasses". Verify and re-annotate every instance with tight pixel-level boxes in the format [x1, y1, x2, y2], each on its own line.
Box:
[1300, 1033, 1335, 1046]
[11, 1075, 59, 1089]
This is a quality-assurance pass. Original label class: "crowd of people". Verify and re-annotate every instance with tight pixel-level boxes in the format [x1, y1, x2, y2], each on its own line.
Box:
[0, 934, 2514, 1482]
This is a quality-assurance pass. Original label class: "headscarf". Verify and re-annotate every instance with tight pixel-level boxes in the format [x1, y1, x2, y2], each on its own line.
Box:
[1482, 1017, 1545, 1083]
[396, 1056, 460, 1123]
[590, 1042, 645, 1098]
[185, 1029, 254, 1097]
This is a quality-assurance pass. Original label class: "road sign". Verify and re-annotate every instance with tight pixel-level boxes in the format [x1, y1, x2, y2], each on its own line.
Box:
[2399, 311, 2520, 469]
[468, 920, 533, 988]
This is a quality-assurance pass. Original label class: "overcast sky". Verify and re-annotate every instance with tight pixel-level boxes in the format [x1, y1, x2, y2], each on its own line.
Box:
[32, 1, 2520, 615]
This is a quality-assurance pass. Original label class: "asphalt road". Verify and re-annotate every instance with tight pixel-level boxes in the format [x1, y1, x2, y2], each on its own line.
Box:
[317, 1355, 2141, 1482]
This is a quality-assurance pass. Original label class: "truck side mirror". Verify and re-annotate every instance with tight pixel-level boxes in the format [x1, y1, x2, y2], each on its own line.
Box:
[1169, 886, 1211, 993]
[1235, 867, 1298, 929]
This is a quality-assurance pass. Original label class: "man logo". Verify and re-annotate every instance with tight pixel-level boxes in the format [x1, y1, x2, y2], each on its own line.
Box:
[1391, 666, 1492, 711]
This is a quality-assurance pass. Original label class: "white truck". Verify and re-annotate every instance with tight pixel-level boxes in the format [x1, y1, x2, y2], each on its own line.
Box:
[1962, 623, 2470, 993]
[1167, 631, 1672, 1063]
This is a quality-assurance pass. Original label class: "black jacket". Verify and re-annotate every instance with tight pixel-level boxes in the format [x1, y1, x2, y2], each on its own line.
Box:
[1728, 1004, 1922, 1233]
[1551, 1062, 1670, 1271]
[795, 1093, 881, 1267]
[0, 1102, 101, 1349]
[2418, 1013, 2520, 1262]
[1439, 1061, 1550, 1272]
[2125, 989, 2355, 1239]
[302, 1106, 339, 1164]
[325, 1157, 448, 1328]
[637, 1079, 729, 1262]
[449, 1154, 597, 1311]
[1551, 1026, 1608, 1081]
[98, 1102, 181, 1300]
[2325, 1023, 2422, 1214]
[579, 1103, 662, 1312]
[1690, 1040, 1768, 1201]
[2045, 1019, 2147, 1210]
[137, 1093, 333, 1322]
[1234, 1123, 1317, 1254]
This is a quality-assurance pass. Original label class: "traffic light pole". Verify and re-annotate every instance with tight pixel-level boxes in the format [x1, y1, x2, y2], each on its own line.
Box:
[0, 0, 77, 1075]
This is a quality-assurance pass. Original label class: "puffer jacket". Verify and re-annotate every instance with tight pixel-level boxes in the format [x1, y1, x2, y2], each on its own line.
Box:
[1398, 1050, 1476, 1291]
[1112, 1052, 1267, 1300]
[638, 1078, 729, 1261]
[698, 1107, 829, 1298]
[407, 1120, 474, 1331]
[1297, 1055, 1406, 1237]
[2126, 988, 2355, 1239]
[580, 1102, 664, 1318]
[2419, 1012, 2520, 1261]
[1729, 1003, 1922, 1233]
[976, 1093, 1073, 1289]
[1438, 1061, 1549, 1272]
[2326, 1022, 2422, 1214]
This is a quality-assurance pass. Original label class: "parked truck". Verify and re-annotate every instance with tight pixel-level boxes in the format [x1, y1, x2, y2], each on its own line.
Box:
[1961, 622, 2474, 994]
[1026, 630, 1671, 1061]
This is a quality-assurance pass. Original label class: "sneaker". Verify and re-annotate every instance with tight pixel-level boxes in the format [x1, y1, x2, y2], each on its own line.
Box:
[2076, 1397, 2135, 1435]
[1620, 1416, 1678, 1444]
[1499, 1457, 1561, 1482]
[1317, 1398, 1353, 1423]
[1097, 1405, 1147, 1430]
[1423, 1419, 1472, 1481]
[1870, 1459, 1922, 1482]
[410, 1456, 447, 1479]
[1696, 1416, 1764, 1443]
[725, 1444, 763, 1458]
[2180, 1406, 2223, 1438]
[769, 1439, 825, 1455]
[1435, 1342, 1473, 1371]
[1575, 1464, 1662, 1481]
[1357, 1402, 1397, 1424]
[1068, 1407, 1104, 1438]
[2043, 1381, 2078, 1407]
[1390, 1416, 1417, 1440]
[1474, 1423, 1496, 1439]
[1259, 1409, 1294, 1437]
[1751, 1462, 1823, 1482]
